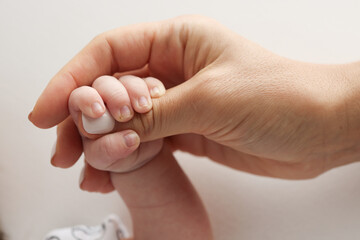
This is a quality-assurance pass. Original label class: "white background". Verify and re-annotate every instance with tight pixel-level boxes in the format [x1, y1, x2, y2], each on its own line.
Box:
[1, 0, 360, 239]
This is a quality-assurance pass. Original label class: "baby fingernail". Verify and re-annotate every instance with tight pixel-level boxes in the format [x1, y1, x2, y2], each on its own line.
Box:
[138, 96, 149, 107]
[124, 132, 139, 148]
[120, 106, 131, 120]
[92, 102, 104, 115]
[151, 87, 161, 97]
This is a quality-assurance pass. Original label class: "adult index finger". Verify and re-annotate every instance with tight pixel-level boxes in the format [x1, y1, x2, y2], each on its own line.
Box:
[29, 22, 160, 128]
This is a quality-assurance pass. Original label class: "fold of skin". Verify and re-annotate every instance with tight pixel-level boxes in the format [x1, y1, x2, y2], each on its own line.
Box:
[110, 141, 213, 240]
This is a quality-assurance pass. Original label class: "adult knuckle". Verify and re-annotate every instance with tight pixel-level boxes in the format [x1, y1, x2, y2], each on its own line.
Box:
[133, 110, 156, 139]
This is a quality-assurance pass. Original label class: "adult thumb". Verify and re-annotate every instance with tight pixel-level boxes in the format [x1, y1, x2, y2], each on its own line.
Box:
[116, 77, 205, 142]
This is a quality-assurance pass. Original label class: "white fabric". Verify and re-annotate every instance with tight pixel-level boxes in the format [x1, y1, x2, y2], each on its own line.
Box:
[44, 214, 130, 240]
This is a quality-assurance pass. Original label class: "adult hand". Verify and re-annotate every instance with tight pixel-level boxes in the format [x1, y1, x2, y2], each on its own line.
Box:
[29, 15, 360, 191]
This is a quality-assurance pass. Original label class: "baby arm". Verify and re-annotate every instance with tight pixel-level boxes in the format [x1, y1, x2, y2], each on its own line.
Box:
[68, 75, 213, 240]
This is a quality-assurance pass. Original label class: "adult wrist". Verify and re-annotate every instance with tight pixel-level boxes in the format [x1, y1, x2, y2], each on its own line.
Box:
[323, 61, 360, 169]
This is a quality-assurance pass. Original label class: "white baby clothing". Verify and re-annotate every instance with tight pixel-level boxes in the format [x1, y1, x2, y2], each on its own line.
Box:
[44, 214, 130, 240]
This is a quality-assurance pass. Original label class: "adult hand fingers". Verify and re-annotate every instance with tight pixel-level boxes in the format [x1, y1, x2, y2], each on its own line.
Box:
[29, 21, 160, 128]
[111, 76, 205, 142]
[51, 117, 82, 168]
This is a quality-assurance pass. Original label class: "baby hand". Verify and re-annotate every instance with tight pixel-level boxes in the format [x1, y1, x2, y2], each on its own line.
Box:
[69, 75, 213, 240]
[68, 75, 165, 191]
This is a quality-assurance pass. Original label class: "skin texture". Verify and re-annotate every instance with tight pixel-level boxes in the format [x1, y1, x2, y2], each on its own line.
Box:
[29, 15, 360, 191]
[69, 75, 167, 193]
[111, 142, 213, 240]
[69, 76, 213, 239]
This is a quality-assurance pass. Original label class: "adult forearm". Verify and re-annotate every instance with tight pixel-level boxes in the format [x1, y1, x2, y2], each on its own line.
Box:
[319, 61, 360, 170]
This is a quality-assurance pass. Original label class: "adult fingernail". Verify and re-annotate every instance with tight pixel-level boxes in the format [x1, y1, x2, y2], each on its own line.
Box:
[79, 167, 85, 187]
[138, 96, 149, 108]
[92, 102, 104, 115]
[124, 132, 139, 148]
[120, 106, 131, 120]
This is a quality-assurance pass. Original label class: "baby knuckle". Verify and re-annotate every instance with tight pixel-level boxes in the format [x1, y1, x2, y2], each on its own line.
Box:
[92, 75, 110, 88]
[99, 137, 121, 162]
[107, 89, 125, 103]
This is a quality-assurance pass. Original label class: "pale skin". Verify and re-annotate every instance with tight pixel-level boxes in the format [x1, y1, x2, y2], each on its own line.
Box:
[29, 15, 360, 189]
[68, 75, 213, 239]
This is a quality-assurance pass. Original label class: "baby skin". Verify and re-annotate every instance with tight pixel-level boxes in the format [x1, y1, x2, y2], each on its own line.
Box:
[67, 75, 213, 240]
